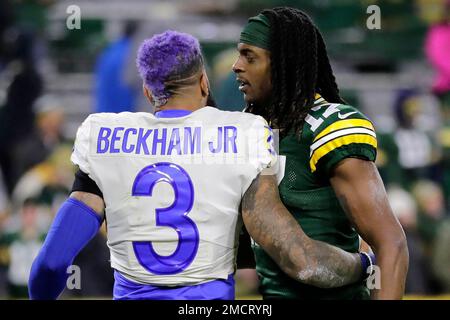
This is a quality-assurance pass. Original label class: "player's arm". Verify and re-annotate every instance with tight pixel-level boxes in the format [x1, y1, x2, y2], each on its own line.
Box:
[28, 187, 105, 299]
[241, 173, 368, 288]
[28, 114, 108, 300]
[330, 158, 408, 299]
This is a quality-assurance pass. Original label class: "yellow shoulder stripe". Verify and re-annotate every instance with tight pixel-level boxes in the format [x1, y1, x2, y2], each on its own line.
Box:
[310, 134, 377, 172]
[313, 119, 374, 143]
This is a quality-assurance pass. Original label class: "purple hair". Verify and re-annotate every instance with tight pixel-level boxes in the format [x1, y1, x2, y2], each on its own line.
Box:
[136, 30, 202, 106]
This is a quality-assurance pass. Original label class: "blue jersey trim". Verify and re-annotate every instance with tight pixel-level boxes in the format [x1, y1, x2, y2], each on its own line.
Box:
[155, 109, 192, 119]
[113, 270, 235, 300]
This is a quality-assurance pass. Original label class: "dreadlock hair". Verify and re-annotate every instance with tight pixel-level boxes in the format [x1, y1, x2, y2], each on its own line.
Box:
[245, 7, 345, 137]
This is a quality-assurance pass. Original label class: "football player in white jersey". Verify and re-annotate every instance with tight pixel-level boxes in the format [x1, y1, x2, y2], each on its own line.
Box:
[28, 30, 374, 300]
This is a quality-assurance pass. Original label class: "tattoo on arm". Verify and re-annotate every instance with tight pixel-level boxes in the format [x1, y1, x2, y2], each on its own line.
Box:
[242, 174, 362, 288]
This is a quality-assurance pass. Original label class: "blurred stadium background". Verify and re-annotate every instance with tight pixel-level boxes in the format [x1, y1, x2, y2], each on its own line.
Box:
[0, 0, 450, 300]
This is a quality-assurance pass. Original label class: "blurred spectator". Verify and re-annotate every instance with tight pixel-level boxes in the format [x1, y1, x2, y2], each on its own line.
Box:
[412, 180, 447, 247]
[12, 144, 74, 207]
[0, 198, 45, 298]
[412, 180, 448, 293]
[387, 186, 430, 294]
[391, 89, 441, 187]
[94, 21, 139, 113]
[9, 95, 69, 190]
[0, 30, 43, 193]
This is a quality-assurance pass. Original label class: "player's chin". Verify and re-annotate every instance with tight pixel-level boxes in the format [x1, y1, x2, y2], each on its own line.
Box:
[242, 92, 255, 104]
[243, 89, 267, 106]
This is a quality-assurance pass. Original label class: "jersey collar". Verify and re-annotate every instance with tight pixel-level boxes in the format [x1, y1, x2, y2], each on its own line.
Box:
[155, 109, 192, 119]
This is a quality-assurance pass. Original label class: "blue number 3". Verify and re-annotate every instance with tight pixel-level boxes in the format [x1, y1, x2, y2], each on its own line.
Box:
[132, 162, 199, 275]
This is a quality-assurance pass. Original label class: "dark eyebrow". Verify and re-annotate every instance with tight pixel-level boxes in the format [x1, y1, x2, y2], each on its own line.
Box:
[238, 48, 256, 56]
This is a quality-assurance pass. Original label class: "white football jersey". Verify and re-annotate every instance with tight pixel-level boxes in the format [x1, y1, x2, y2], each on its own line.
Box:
[71, 106, 277, 286]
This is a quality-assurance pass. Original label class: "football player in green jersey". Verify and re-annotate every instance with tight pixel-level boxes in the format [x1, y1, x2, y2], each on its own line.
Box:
[234, 7, 409, 299]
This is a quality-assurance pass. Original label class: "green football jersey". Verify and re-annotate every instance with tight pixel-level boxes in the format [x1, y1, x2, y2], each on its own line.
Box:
[253, 95, 377, 299]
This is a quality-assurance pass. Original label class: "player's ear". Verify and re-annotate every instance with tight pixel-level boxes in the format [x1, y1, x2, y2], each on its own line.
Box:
[200, 71, 209, 98]
[142, 84, 154, 105]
